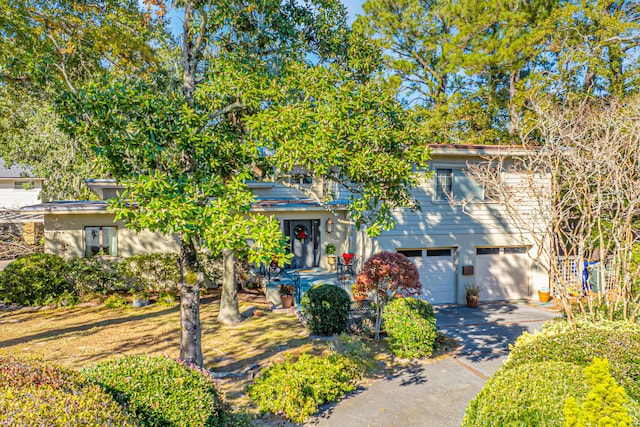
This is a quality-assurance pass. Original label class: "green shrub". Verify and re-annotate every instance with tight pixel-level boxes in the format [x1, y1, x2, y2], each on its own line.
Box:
[0, 356, 133, 426]
[0, 254, 71, 305]
[249, 354, 359, 423]
[156, 291, 177, 307]
[0, 356, 84, 390]
[199, 252, 224, 288]
[382, 297, 437, 359]
[66, 257, 127, 295]
[329, 333, 375, 373]
[82, 355, 229, 427]
[119, 253, 180, 292]
[103, 293, 129, 309]
[505, 320, 640, 401]
[463, 361, 590, 427]
[564, 358, 634, 427]
[302, 284, 351, 335]
[44, 290, 79, 308]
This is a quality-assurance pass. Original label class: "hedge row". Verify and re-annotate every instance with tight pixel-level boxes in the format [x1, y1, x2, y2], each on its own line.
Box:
[463, 319, 640, 426]
[1, 355, 233, 427]
[0, 356, 134, 426]
[504, 320, 640, 401]
[0, 252, 224, 306]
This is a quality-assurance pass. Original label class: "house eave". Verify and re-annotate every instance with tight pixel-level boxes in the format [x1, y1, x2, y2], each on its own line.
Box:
[429, 144, 529, 157]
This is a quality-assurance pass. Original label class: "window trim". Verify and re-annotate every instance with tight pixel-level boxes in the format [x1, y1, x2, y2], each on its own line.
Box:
[433, 166, 488, 203]
[84, 226, 118, 257]
[434, 168, 453, 201]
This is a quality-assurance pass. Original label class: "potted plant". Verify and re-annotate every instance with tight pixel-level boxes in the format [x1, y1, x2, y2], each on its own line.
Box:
[279, 284, 295, 309]
[325, 243, 337, 271]
[538, 286, 551, 303]
[130, 290, 150, 307]
[351, 283, 367, 302]
[465, 284, 480, 308]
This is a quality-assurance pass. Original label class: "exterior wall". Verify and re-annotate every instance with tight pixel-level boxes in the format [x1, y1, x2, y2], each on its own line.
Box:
[251, 181, 324, 201]
[355, 153, 550, 304]
[44, 213, 180, 258]
[0, 179, 42, 209]
[258, 210, 349, 270]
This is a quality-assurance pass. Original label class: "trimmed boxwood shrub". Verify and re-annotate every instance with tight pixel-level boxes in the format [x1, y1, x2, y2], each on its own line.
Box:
[463, 361, 590, 427]
[249, 354, 360, 423]
[505, 320, 640, 401]
[302, 284, 351, 335]
[0, 254, 71, 305]
[382, 297, 437, 359]
[82, 355, 229, 427]
[0, 356, 133, 426]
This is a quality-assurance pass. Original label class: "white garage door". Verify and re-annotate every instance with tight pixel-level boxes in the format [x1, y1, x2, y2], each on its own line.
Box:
[399, 249, 455, 304]
[476, 247, 530, 301]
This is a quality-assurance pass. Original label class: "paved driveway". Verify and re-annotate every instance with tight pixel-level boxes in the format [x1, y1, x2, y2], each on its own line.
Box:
[308, 302, 559, 427]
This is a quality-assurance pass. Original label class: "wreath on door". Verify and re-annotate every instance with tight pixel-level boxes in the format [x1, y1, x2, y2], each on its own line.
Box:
[293, 224, 309, 244]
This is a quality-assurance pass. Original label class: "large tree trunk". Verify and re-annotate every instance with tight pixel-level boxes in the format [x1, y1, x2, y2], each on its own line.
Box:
[509, 70, 520, 137]
[178, 238, 203, 366]
[217, 248, 242, 324]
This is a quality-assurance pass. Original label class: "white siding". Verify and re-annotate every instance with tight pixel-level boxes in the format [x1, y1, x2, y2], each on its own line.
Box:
[0, 180, 42, 209]
[355, 155, 549, 304]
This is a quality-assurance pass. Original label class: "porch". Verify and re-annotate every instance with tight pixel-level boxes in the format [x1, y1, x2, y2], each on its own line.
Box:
[263, 266, 359, 310]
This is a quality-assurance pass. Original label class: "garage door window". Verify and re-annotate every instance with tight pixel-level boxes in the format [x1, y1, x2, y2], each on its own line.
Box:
[397, 249, 422, 258]
[504, 247, 527, 254]
[427, 249, 452, 257]
[477, 247, 500, 255]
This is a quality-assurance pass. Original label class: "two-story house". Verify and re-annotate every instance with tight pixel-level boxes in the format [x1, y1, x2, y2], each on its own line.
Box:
[22, 145, 549, 304]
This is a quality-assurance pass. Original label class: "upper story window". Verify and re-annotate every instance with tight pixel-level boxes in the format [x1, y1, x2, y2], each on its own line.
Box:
[289, 165, 313, 186]
[84, 226, 117, 257]
[434, 168, 484, 202]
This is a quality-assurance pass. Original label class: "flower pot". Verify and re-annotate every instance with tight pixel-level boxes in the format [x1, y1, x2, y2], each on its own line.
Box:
[538, 290, 551, 303]
[466, 295, 479, 308]
[327, 255, 337, 271]
[353, 294, 366, 302]
[281, 295, 294, 309]
[132, 298, 149, 307]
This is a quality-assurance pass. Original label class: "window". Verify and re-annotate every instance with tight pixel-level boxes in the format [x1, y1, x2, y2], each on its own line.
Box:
[434, 168, 484, 201]
[397, 249, 422, 258]
[427, 249, 452, 257]
[435, 169, 453, 201]
[477, 247, 500, 255]
[13, 181, 34, 190]
[84, 226, 117, 257]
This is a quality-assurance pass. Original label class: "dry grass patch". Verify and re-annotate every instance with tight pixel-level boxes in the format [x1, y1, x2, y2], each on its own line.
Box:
[0, 288, 458, 417]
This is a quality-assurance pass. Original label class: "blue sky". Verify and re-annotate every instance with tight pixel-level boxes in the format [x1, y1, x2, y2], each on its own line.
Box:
[343, 0, 364, 22]
[163, 1, 365, 34]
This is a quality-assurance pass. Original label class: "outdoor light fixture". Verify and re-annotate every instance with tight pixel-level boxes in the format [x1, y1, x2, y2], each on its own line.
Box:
[326, 218, 334, 233]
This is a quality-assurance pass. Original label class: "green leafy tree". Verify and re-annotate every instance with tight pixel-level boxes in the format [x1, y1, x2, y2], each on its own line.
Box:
[355, 0, 640, 144]
[354, 251, 422, 339]
[58, 0, 431, 367]
[0, 0, 163, 199]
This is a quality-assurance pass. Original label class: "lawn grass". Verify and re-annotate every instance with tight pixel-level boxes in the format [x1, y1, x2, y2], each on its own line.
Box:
[0, 289, 457, 419]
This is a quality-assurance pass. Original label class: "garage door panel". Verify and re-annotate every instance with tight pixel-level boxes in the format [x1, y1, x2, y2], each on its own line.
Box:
[400, 250, 455, 304]
[476, 248, 530, 301]
[421, 255, 454, 304]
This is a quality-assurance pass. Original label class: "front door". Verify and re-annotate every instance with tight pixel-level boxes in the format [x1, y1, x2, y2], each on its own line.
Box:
[286, 219, 319, 268]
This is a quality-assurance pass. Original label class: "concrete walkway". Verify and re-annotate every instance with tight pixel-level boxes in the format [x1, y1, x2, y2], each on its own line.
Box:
[308, 302, 560, 427]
